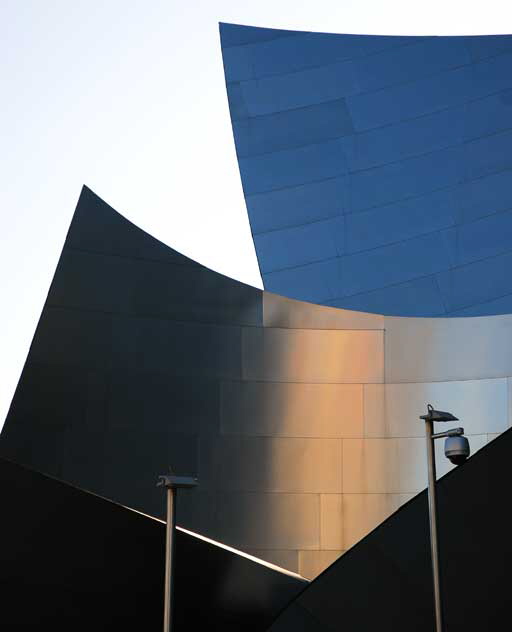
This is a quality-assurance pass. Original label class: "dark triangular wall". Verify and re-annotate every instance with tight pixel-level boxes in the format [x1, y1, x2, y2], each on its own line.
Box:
[268, 428, 510, 631]
[0, 185, 262, 523]
[0, 457, 305, 631]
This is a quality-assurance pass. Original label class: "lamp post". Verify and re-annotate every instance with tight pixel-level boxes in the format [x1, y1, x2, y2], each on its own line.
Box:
[420, 404, 470, 632]
[157, 472, 198, 632]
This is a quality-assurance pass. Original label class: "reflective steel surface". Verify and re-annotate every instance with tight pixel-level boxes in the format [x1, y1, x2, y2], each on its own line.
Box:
[221, 23, 512, 317]
[1, 186, 511, 581]
[267, 427, 512, 631]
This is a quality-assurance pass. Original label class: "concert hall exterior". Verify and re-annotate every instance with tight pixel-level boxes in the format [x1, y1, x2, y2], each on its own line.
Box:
[1, 22, 512, 631]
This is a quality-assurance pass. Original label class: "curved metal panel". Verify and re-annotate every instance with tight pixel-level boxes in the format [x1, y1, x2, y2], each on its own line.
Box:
[221, 23, 512, 317]
[2, 186, 512, 582]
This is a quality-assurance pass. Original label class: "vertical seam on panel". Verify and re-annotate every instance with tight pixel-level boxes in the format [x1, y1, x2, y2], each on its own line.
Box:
[506, 377, 510, 428]
[240, 326, 245, 381]
[383, 324, 387, 385]
[318, 492, 322, 551]
[362, 383, 366, 438]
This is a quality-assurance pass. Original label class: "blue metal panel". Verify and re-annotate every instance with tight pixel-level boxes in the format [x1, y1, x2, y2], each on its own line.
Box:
[223, 31, 420, 82]
[354, 37, 470, 93]
[346, 66, 473, 131]
[328, 276, 446, 317]
[463, 128, 512, 180]
[232, 33, 362, 80]
[348, 146, 463, 213]
[342, 231, 453, 297]
[465, 34, 512, 61]
[470, 51, 512, 98]
[345, 189, 456, 254]
[464, 89, 512, 140]
[264, 259, 342, 303]
[219, 22, 296, 47]
[239, 138, 349, 195]
[221, 24, 512, 317]
[454, 169, 512, 223]
[247, 177, 347, 234]
[254, 216, 344, 273]
[450, 292, 512, 316]
[239, 61, 359, 116]
[233, 99, 353, 158]
[453, 208, 512, 266]
[345, 107, 464, 172]
[436, 251, 512, 312]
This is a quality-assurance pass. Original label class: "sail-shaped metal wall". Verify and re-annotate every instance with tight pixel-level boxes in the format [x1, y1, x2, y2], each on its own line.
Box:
[1, 186, 511, 581]
[221, 23, 512, 317]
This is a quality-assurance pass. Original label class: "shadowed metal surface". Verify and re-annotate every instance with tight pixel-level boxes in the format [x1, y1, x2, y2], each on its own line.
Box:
[220, 23, 512, 317]
[0, 457, 306, 631]
[267, 427, 512, 632]
[1, 186, 511, 580]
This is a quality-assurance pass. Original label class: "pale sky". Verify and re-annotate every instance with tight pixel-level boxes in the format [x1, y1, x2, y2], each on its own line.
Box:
[1, 0, 512, 430]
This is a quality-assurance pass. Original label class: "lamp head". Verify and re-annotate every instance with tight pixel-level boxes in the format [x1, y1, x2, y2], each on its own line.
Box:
[420, 403, 459, 423]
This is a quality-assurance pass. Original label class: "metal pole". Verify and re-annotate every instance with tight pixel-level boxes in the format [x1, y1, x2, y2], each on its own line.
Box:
[163, 486, 177, 632]
[425, 418, 444, 632]
[158, 473, 197, 632]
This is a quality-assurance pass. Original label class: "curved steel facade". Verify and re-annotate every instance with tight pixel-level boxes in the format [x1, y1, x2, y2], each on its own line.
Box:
[1, 187, 511, 582]
[221, 23, 512, 317]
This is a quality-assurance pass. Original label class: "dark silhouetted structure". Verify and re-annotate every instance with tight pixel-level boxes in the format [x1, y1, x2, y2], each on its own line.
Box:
[0, 457, 305, 631]
[267, 428, 511, 631]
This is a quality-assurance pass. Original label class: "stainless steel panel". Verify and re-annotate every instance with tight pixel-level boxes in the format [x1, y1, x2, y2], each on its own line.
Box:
[217, 437, 342, 494]
[220, 380, 363, 438]
[383, 378, 508, 438]
[320, 494, 344, 550]
[343, 437, 427, 494]
[242, 327, 384, 383]
[263, 292, 384, 330]
[217, 492, 320, 550]
[344, 435, 491, 495]
[363, 383, 386, 437]
[342, 493, 413, 549]
[385, 313, 512, 383]
[110, 316, 242, 379]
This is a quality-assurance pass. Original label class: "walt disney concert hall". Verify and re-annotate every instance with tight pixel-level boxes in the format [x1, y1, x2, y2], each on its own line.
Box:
[1, 22, 512, 631]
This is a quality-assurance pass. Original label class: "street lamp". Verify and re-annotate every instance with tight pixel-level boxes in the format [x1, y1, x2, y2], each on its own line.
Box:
[157, 471, 198, 632]
[420, 404, 470, 632]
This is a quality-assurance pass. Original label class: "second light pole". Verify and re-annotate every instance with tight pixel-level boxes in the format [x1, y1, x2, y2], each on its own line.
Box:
[420, 404, 470, 632]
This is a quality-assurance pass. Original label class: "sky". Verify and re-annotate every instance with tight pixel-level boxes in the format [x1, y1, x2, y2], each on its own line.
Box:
[1, 0, 512, 430]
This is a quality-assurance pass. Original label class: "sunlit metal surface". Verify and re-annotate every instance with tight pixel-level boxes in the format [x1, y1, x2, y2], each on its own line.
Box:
[1, 187, 511, 581]
[267, 428, 512, 631]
